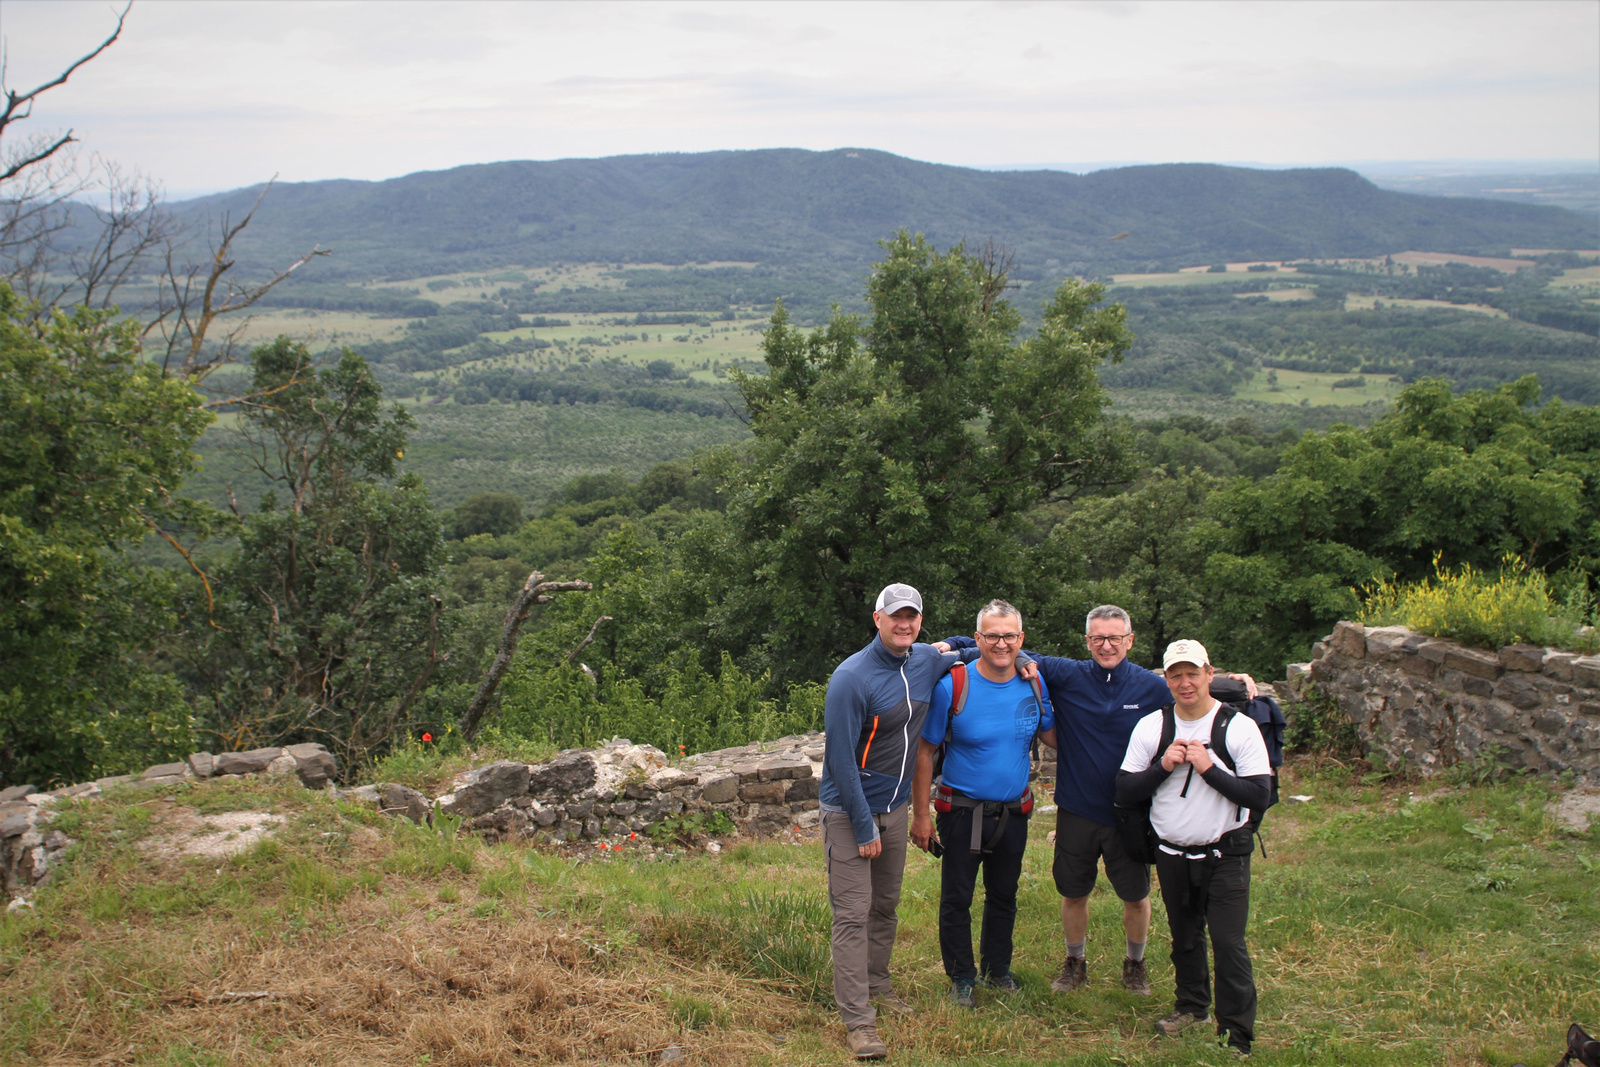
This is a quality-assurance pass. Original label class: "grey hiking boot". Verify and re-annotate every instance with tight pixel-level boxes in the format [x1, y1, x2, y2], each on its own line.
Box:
[1155, 1010, 1210, 1036]
[979, 971, 1020, 993]
[846, 1024, 888, 1060]
[874, 988, 915, 1016]
[949, 978, 976, 1009]
[1121, 957, 1151, 995]
[1050, 954, 1087, 992]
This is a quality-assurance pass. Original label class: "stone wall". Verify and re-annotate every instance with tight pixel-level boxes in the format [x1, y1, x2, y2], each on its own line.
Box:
[352, 734, 827, 845]
[1281, 621, 1600, 781]
[2, 743, 338, 904]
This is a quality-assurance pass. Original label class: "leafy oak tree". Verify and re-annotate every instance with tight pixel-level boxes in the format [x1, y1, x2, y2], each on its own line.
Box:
[713, 234, 1135, 684]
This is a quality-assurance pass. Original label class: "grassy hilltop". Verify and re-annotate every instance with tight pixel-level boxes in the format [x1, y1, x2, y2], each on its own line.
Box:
[1, 760, 1595, 1065]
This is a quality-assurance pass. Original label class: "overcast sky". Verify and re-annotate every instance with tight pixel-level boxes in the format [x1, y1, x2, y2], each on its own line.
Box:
[1, 0, 1595, 199]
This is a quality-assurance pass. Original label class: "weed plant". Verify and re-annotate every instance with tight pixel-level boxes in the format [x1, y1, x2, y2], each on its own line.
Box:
[1359, 555, 1597, 652]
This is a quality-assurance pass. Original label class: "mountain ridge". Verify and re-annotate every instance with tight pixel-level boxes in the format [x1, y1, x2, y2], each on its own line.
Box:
[172, 148, 1598, 282]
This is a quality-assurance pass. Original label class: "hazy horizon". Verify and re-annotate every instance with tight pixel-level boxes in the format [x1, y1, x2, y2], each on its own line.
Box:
[3, 1, 1593, 203]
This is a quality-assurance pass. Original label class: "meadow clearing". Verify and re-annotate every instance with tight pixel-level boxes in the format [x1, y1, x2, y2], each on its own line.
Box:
[1, 760, 1594, 1066]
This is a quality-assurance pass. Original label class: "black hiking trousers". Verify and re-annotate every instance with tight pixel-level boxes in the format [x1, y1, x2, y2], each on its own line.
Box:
[1155, 849, 1256, 1051]
[935, 803, 1029, 983]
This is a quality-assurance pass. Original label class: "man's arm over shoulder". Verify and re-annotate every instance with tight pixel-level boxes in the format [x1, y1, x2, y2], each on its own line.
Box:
[822, 668, 878, 847]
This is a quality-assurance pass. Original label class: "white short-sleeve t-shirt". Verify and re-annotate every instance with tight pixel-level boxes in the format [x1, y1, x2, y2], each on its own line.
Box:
[1121, 701, 1271, 849]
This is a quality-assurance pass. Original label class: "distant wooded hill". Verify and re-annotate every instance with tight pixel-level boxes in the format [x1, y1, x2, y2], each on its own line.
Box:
[176, 149, 1598, 283]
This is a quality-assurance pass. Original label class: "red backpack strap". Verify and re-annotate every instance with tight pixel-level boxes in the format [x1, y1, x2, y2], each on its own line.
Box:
[950, 661, 968, 717]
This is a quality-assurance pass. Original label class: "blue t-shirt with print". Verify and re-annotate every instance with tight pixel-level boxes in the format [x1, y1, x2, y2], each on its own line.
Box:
[921, 668, 1054, 803]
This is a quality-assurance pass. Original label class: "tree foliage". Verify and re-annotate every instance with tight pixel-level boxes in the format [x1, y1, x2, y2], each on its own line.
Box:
[0, 285, 210, 785]
[182, 339, 448, 769]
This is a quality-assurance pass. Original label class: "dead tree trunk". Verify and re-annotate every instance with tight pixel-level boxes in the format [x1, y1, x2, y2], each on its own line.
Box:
[458, 570, 591, 741]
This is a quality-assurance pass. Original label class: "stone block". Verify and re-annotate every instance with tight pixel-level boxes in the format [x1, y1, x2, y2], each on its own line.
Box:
[527, 752, 597, 799]
[266, 755, 298, 777]
[1573, 657, 1600, 689]
[1533, 711, 1569, 736]
[1581, 702, 1600, 719]
[565, 798, 594, 820]
[0, 785, 38, 803]
[1, 814, 31, 837]
[622, 780, 659, 800]
[440, 761, 531, 818]
[377, 783, 431, 825]
[785, 776, 819, 802]
[1543, 652, 1578, 682]
[649, 767, 697, 792]
[1444, 646, 1504, 680]
[1500, 645, 1546, 672]
[740, 780, 788, 804]
[698, 774, 739, 804]
[1310, 642, 1329, 661]
[286, 743, 337, 789]
[1399, 654, 1437, 679]
[1364, 626, 1412, 657]
[756, 755, 812, 781]
[1480, 701, 1521, 733]
[215, 748, 282, 776]
[186, 752, 215, 778]
[1494, 674, 1544, 710]
[1418, 640, 1451, 664]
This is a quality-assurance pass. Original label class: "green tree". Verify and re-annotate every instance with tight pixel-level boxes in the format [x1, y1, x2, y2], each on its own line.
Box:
[719, 234, 1134, 684]
[1203, 375, 1600, 675]
[453, 492, 524, 538]
[184, 338, 447, 770]
[0, 287, 209, 786]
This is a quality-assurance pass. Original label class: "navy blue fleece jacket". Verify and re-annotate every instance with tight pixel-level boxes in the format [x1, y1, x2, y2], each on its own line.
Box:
[819, 638, 959, 846]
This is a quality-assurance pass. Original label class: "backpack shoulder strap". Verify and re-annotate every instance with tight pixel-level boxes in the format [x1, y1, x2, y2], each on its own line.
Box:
[1154, 705, 1177, 768]
[1212, 704, 1238, 773]
[950, 661, 968, 717]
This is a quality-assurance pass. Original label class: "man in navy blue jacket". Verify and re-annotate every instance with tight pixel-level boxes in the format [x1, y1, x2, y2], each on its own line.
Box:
[820, 582, 958, 1061]
[938, 604, 1253, 997]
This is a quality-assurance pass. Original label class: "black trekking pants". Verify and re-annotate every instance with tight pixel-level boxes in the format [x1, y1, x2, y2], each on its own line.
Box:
[1155, 850, 1256, 1050]
[935, 804, 1029, 983]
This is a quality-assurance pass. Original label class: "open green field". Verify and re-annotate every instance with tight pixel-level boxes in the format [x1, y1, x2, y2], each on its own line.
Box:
[2, 762, 1594, 1065]
[1235, 368, 1407, 407]
[1343, 296, 1508, 318]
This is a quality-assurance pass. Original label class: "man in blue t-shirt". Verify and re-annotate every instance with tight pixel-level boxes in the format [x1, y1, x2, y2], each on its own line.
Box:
[911, 599, 1056, 1008]
[937, 604, 1254, 997]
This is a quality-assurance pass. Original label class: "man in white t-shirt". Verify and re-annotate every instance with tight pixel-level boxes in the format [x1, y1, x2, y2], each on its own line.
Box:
[1116, 639, 1271, 1058]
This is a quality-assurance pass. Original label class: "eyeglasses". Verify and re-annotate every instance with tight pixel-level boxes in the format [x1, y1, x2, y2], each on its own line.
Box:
[1085, 634, 1132, 647]
[977, 632, 1022, 645]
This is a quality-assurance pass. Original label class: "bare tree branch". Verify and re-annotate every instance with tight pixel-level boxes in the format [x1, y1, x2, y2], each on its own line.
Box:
[562, 615, 613, 667]
[458, 571, 593, 741]
[0, 2, 128, 171]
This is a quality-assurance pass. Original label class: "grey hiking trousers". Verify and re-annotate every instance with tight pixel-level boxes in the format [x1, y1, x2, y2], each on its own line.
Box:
[823, 805, 909, 1029]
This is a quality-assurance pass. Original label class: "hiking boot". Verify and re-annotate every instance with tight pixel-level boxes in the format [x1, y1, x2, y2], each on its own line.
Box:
[845, 1024, 888, 1060]
[979, 971, 1020, 993]
[1154, 1010, 1209, 1036]
[949, 978, 976, 1009]
[874, 989, 915, 1016]
[1050, 954, 1087, 992]
[1121, 957, 1151, 996]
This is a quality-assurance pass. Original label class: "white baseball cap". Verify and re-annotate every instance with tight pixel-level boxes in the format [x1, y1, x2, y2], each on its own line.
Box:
[1162, 639, 1211, 670]
[875, 583, 923, 615]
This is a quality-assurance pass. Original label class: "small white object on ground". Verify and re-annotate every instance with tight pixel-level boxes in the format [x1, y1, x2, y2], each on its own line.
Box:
[705, 840, 722, 853]
[1288, 795, 1314, 803]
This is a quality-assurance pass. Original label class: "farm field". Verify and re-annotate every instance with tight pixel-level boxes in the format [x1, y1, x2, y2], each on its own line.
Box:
[1, 763, 1593, 1066]
[1343, 295, 1508, 318]
[1111, 265, 1300, 287]
[1234, 367, 1406, 407]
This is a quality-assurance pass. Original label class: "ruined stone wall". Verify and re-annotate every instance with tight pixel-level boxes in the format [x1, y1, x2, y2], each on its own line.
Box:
[1281, 621, 1600, 781]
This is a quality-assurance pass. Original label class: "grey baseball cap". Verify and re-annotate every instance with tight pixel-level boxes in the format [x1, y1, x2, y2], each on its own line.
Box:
[875, 583, 923, 615]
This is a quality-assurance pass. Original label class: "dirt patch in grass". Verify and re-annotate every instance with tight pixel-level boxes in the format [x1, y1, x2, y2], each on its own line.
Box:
[139, 811, 286, 860]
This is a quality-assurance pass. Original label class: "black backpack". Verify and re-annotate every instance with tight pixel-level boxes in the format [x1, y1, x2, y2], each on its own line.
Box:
[1113, 680, 1287, 863]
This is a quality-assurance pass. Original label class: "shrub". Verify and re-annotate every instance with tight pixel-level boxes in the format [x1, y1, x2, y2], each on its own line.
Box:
[1358, 555, 1596, 652]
